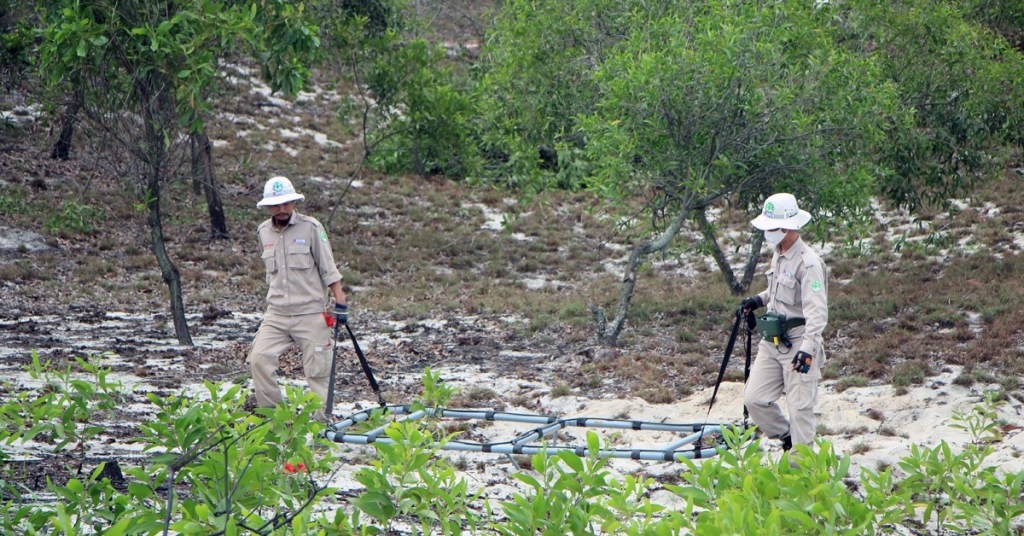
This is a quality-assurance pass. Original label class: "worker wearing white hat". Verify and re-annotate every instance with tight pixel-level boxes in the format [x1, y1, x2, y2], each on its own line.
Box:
[248, 176, 348, 421]
[739, 193, 828, 454]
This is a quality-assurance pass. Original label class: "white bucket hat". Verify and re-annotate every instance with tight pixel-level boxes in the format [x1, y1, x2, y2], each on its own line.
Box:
[750, 193, 811, 230]
[257, 176, 305, 207]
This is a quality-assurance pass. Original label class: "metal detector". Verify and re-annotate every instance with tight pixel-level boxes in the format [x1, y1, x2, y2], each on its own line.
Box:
[325, 322, 386, 423]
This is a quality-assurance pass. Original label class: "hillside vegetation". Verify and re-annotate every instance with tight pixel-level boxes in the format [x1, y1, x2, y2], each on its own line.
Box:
[2, 1, 1024, 533]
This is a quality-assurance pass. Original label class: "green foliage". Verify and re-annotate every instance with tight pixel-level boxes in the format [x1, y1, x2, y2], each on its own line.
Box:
[352, 420, 477, 534]
[37, 0, 323, 130]
[0, 0, 35, 92]
[668, 398, 1023, 534]
[110, 383, 341, 535]
[474, 0, 1024, 214]
[0, 365, 349, 535]
[416, 367, 460, 409]
[834, 0, 1024, 211]
[897, 394, 1024, 533]
[960, 0, 1024, 48]
[316, 0, 479, 178]
[587, 0, 897, 219]
[43, 200, 104, 235]
[0, 185, 29, 215]
[472, 0, 638, 190]
[0, 351, 124, 453]
[1, 360, 1021, 534]
[495, 431, 679, 535]
[364, 38, 479, 178]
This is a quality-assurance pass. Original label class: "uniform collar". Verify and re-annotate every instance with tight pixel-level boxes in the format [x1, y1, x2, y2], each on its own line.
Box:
[779, 236, 805, 258]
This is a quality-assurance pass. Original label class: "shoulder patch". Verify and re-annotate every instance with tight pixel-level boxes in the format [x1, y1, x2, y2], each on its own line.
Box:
[320, 229, 328, 241]
[810, 280, 824, 292]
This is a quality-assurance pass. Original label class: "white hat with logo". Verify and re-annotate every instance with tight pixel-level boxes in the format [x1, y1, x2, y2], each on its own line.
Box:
[257, 176, 305, 207]
[750, 193, 812, 230]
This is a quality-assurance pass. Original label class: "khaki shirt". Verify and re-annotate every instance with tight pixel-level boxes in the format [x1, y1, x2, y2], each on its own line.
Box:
[755, 237, 828, 357]
[257, 212, 343, 316]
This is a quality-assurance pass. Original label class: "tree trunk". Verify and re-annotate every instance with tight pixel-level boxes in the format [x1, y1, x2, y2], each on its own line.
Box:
[141, 83, 193, 346]
[591, 207, 692, 347]
[694, 210, 765, 295]
[190, 130, 230, 239]
[738, 232, 764, 293]
[146, 170, 193, 346]
[50, 87, 83, 160]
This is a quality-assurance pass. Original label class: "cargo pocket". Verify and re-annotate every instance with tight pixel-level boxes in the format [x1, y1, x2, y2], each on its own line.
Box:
[775, 275, 798, 306]
[304, 345, 330, 378]
[800, 363, 823, 382]
[287, 244, 312, 270]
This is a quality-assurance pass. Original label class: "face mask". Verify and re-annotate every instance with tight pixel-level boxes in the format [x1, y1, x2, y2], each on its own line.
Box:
[764, 229, 787, 247]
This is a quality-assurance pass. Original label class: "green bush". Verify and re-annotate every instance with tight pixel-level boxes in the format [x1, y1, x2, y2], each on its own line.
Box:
[43, 201, 104, 236]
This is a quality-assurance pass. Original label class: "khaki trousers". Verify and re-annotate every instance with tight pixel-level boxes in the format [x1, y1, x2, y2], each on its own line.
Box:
[247, 311, 332, 418]
[742, 333, 822, 446]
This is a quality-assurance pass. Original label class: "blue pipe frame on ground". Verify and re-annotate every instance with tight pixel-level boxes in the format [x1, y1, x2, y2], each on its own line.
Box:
[324, 405, 745, 461]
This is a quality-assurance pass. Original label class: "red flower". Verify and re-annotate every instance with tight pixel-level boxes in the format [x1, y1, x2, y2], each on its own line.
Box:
[296, 462, 307, 472]
[283, 462, 297, 474]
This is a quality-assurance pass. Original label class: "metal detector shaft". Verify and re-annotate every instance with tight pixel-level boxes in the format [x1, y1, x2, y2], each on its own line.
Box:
[324, 322, 341, 422]
[698, 308, 754, 443]
[346, 324, 386, 407]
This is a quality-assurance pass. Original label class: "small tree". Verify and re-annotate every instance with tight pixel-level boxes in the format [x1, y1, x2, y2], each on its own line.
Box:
[835, 0, 1024, 212]
[37, 0, 321, 344]
[516, 0, 901, 345]
[474, 0, 1023, 346]
[318, 0, 480, 181]
[0, 0, 33, 94]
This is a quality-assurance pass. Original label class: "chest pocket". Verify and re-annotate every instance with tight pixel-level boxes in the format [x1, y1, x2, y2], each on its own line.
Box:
[261, 249, 277, 274]
[286, 244, 312, 270]
[775, 274, 799, 305]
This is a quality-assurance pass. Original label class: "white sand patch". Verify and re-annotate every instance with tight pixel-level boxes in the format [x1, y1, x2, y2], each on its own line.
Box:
[217, 112, 261, 126]
[465, 201, 534, 242]
[0, 104, 42, 126]
[0, 226, 54, 253]
[518, 276, 572, 290]
[249, 83, 294, 109]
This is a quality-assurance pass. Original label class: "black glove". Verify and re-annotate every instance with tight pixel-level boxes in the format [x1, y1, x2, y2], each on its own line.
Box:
[739, 296, 763, 313]
[334, 303, 348, 325]
[792, 351, 812, 374]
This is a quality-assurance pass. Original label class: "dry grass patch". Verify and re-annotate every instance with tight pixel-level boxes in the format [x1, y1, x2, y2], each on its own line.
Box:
[834, 375, 870, 393]
[576, 352, 704, 403]
[0, 260, 49, 282]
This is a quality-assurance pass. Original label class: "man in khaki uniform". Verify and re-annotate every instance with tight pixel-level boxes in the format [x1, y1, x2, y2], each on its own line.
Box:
[740, 193, 828, 451]
[248, 176, 348, 421]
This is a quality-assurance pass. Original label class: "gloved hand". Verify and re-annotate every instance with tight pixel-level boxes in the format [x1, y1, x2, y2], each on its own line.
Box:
[334, 303, 348, 325]
[739, 295, 763, 313]
[792, 351, 812, 374]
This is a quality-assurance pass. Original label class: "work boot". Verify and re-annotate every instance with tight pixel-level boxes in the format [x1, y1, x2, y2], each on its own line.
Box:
[781, 434, 793, 451]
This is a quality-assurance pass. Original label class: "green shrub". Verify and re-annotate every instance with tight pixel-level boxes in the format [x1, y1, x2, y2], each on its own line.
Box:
[43, 201, 104, 236]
